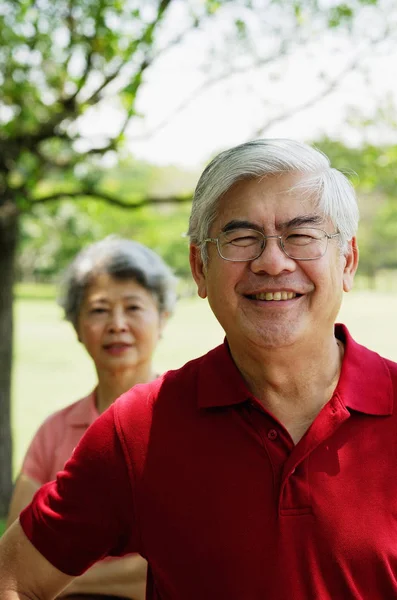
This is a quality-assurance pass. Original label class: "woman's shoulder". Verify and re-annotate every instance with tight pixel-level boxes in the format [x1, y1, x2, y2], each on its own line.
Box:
[36, 391, 96, 435]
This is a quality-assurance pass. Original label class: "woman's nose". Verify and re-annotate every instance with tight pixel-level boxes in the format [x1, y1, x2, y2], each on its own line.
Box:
[108, 309, 128, 332]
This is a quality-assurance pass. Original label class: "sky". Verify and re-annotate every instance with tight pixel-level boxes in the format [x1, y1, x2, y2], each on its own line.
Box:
[80, 1, 397, 170]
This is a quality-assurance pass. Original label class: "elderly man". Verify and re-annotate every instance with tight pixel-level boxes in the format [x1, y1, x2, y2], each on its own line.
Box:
[1, 139, 397, 599]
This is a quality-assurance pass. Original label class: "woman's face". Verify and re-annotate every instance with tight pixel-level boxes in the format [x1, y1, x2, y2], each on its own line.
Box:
[76, 273, 166, 376]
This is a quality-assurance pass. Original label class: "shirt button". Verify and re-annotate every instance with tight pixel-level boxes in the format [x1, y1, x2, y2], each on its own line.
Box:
[267, 429, 278, 441]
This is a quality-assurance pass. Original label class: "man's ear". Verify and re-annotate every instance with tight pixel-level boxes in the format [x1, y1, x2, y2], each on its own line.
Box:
[189, 244, 208, 299]
[343, 236, 359, 293]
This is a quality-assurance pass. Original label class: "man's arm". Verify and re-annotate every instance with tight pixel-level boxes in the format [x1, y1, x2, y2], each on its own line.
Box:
[0, 520, 73, 600]
[7, 476, 147, 600]
[59, 555, 147, 600]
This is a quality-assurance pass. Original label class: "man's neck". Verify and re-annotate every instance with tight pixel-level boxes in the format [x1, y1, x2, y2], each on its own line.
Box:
[229, 335, 344, 443]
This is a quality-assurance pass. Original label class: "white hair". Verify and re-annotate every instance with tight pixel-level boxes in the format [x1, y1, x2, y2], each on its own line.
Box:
[188, 139, 359, 261]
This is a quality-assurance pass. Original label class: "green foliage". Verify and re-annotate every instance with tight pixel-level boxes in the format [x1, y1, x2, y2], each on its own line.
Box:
[19, 201, 100, 280]
[328, 4, 354, 27]
[315, 138, 397, 280]
[18, 159, 197, 280]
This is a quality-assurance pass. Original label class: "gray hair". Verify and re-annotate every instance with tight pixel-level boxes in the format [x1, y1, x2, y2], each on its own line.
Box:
[188, 139, 359, 261]
[58, 236, 177, 329]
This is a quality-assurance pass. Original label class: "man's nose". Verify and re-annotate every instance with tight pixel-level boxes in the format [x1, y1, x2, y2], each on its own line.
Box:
[250, 236, 296, 276]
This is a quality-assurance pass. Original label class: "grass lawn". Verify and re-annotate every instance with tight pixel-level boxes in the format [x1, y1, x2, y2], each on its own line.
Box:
[10, 287, 397, 479]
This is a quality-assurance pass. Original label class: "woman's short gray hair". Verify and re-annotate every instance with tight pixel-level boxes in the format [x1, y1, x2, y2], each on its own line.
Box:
[59, 236, 177, 329]
[188, 139, 359, 261]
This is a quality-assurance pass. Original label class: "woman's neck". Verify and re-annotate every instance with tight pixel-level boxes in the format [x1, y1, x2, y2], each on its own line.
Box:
[95, 365, 155, 414]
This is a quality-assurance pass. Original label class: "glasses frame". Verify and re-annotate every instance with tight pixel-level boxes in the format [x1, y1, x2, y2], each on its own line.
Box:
[203, 228, 340, 262]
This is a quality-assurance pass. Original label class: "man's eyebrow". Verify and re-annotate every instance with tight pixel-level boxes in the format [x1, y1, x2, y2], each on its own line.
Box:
[221, 220, 260, 233]
[221, 215, 325, 233]
[278, 214, 325, 229]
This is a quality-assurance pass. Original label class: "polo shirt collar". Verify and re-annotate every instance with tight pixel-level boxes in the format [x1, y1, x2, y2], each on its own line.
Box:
[197, 325, 394, 416]
[65, 390, 100, 427]
[335, 323, 393, 416]
[197, 341, 251, 408]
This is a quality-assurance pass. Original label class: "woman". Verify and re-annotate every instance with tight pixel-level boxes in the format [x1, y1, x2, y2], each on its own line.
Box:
[7, 236, 177, 600]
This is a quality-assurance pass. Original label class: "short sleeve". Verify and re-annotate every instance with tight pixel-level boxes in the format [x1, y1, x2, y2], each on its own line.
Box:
[20, 418, 57, 484]
[19, 404, 138, 577]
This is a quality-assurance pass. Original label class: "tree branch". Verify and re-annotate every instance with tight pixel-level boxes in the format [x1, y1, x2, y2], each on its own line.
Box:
[25, 189, 193, 212]
[10, 0, 173, 150]
[129, 33, 303, 141]
[83, 0, 173, 108]
[254, 28, 395, 136]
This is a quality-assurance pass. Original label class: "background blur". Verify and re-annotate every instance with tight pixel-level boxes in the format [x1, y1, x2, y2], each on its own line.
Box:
[1, 0, 397, 521]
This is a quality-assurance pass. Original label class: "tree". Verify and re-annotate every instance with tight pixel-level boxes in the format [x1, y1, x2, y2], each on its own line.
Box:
[0, 0, 389, 516]
[0, 0, 194, 518]
[315, 138, 397, 285]
[17, 160, 197, 281]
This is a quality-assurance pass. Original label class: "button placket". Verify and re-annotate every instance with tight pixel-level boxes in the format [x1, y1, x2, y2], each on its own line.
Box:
[279, 460, 312, 515]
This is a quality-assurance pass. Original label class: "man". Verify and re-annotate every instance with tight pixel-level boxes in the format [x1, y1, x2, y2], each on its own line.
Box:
[1, 139, 396, 599]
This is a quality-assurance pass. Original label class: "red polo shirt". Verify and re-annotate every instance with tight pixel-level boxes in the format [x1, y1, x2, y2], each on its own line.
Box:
[20, 325, 397, 599]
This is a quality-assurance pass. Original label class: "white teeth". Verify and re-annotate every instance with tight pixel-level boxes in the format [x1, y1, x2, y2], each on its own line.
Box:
[253, 292, 297, 301]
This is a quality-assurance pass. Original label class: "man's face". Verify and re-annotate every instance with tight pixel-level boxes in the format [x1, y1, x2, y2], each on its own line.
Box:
[190, 173, 358, 352]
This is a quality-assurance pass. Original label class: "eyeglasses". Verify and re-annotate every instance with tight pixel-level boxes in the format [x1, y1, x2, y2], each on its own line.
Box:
[203, 228, 340, 262]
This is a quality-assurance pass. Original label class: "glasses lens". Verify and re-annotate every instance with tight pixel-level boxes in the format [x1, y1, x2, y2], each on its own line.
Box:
[218, 229, 263, 260]
[283, 228, 327, 259]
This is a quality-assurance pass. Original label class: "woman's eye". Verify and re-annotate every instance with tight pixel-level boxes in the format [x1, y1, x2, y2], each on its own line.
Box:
[127, 305, 140, 311]
[91, 307, 107, 314]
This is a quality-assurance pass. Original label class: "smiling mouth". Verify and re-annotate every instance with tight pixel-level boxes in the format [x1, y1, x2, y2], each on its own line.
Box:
[247, 291, 299, 301]
[103, 343, 132, 350]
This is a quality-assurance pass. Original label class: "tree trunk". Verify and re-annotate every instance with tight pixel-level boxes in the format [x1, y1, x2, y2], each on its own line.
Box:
[0, 199, 19, 518]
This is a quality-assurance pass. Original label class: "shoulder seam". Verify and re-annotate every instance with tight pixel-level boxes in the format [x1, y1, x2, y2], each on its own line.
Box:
[113, 399, 145, 555]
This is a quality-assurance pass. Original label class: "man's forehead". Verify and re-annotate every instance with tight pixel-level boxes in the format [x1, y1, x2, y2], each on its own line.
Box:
[224, 171, 313, 192]
[214, 173, 329, 229]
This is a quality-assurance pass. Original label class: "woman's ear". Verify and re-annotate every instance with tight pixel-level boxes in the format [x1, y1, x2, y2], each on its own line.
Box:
[189, 244, 208, 299]
[158, 311, 170, 338]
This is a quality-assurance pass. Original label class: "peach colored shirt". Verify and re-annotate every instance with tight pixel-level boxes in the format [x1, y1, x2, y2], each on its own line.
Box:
[22, 390, 137, 569]
[22, 392, 99, 484]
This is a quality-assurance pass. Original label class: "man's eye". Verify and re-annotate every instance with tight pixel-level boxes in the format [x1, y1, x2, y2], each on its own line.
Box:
[286, 234, 316, 245]
[227, 235, 260, 247]
[90, 308, 107, 314]
[127, 305, 140, 311]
